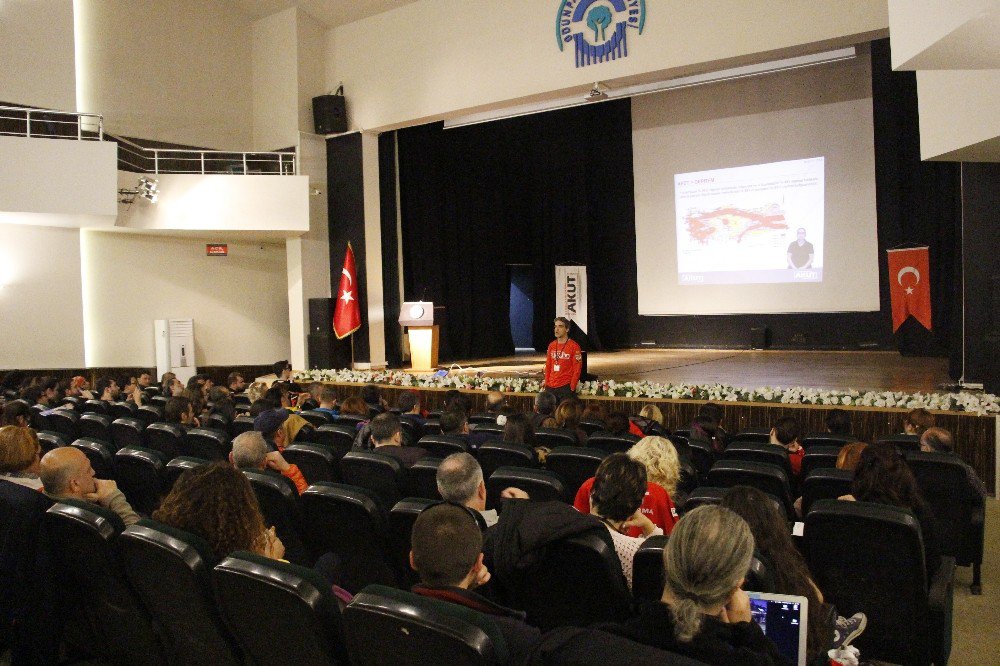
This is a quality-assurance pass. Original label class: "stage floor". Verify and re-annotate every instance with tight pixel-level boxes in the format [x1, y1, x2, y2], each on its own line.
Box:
[445, 349, 953, 393]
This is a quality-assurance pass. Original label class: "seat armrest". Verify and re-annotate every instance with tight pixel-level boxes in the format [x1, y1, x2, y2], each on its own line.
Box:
[928, 556, 955, 611]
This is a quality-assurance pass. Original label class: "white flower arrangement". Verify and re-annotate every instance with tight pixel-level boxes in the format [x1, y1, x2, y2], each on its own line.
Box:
[292, 369, 1000, 416]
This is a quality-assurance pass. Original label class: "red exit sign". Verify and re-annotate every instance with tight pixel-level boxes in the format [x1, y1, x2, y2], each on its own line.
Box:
[206, 244, 228, 256]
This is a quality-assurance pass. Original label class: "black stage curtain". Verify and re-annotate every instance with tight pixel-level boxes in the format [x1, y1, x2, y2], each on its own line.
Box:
[396, 100, 637, 360]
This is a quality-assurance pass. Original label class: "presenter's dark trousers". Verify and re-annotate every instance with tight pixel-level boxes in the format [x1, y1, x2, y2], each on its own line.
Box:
[544, 384, 575, 404]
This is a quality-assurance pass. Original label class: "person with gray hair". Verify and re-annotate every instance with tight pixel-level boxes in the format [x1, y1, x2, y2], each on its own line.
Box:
[436, 453, 528, 528]
[229, 431, 307, 494]
[598, 505, 786, 664]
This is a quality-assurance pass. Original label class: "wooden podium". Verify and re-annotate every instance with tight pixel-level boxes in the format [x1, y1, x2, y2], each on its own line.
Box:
[399, 301, 438, 372]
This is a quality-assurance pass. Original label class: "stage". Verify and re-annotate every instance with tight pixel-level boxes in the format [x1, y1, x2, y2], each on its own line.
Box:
[443, 349, 953, 394]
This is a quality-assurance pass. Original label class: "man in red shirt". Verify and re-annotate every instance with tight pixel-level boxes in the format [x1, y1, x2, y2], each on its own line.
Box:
[543, 317, 582, 403]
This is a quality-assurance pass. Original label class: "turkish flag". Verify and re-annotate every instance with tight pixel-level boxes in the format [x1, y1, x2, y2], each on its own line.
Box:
[887, 247, 932, 332]
[333, 243, 361, 339]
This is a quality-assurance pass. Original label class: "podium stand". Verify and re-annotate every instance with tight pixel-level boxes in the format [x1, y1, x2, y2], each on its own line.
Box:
[399, 301, 438, 372]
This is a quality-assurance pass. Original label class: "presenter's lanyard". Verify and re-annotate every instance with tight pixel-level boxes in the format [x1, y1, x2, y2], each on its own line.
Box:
[553, 340, 568, 372]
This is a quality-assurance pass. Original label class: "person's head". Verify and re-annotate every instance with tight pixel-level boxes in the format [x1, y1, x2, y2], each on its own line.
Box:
[69, 376, 89, 395]
[920, 427, 953, 453]
[39, 447, 97, 497]
[692, 413, 718, 436]
[187, 374, 206, 391]
[305, 382, 323, 402]
[436, 452, 486, 510]
[167, 378, 184, 397]
[605, 412, 630, 436]
[628, 436, 680, 496]
[502, 412, 534, 446]
[410, 502, 485, 588]
[227, 372, 246, 392]
[208, 386, 231, 405]
[164, 396, 195, 425]
[319, 386, 339, 408]
[533, 391, 558, 417]
[589, 453, 647, 521]
[397, 391, 420, 414]
[639, 404, 664, 426]
[160, 371, 176, 390]
[770, 416, 800, 448]
[0, 426, 41, 475]
[825, 408, 851, 436]
[439, 408, 468, 435]
[230, 431, 269, 470]
[264, 385, 291, 409]
[32, 377, 59, 406]
[581, 402, 609, 424]
[836, 442, 868, 471]
[339, 396, 369, 418]
[254, 408, 290, 446]
[553, 317, 570, 340]
[1, 400, 31, 427]
[851, 441, 926, 511]
[554, 398, 583, 430]
[95, 377, 120, 401]
[153, 461, 267, 561]
[697, 402, 724, 426]
[361, 384, 381, 407]
[796, 227, 807, 241]
[661, 505, 755, 642]
[369, 412, 402, 446]
[246, 381, 269, 404]
[137, 372, 152, 388]
[904, 408, 935, 435]
[485, 391, 505, 413]
[272, 361, 291, 380]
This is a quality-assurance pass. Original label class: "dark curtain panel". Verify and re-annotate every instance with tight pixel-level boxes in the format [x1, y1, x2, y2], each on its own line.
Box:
[396, 100, 636, 360]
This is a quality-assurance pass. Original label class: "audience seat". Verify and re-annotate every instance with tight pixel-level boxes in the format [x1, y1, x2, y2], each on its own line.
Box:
[242, 469, 310, 566]
[114, 447, 167, 516]
[729, 429, 771, 445]
[800, 468, 853, 516]
[136, 404, 164, 427]
[77, 413, 112, 446]
[70, 438, 115, 480]
[801, 445, 843, 478]
[164, 456, 207, 492]
[476, 441, 535, 480]
[36, 430, 66, 453]
[876, 433, 921, 452]
[586, 432, 640, 455]
[421, 419, 442, 436]
[529, 626, 709, 665]
[282, 443, 339, 484]
[81, 399, 109, 415]
[300, 482, 397, 590]
[182, 428, 230, 461]
[534, 427, 579, 450]
[545, 447, 606, 498]
[470, 421, 504, 439]
[206, 413, 230, 432]
[398, 418, 421, 444]
[46, 408, 79, 441]
[801, 433, 854, 449]
[336, 414, 367, 428]
[345, 584, 509, 665]
[233, 394, 251, 409]
[310, 423, 358, 460]
[213, 550, 349, 665]
[406, 457, 443, 500]
[722, 441, 793, 481]
[44, 500, 167, 665]
[706, 460, 794, 518]
[486, 467, 567, 509]
[632, 534, 670, 604]
[578, 419, 606, 436]
[150, 395, 169, 409]
[418, 434, 469, 458]
[679, 487, 725, 514]
[228, 415, 255, 439]
[688, 440, 715, 482]
[145, 422, 186, 460]
[298, 410, 333, 428]
[110, 417, 146, 451]
[468, 413, 497, 425]
[340, 451, 406, 512]
[109, 401, 139, 420]
[804, 499, 954, 665]
[29, 405, 46, 430]
[119, 520, 241, 665]
[388, 497, 436, 587]
[906, 450, 986, 595]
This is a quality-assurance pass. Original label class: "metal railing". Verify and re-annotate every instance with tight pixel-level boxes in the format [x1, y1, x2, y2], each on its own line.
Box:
[114, 135, 296, 176]
[0, 105, 104, 141]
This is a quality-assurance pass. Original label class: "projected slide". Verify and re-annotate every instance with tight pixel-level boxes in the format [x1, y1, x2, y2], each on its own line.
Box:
[675, 158, 824, 285]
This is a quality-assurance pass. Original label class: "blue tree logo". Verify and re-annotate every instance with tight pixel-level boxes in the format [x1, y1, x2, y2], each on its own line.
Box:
[587, 6, 613, 42]
[556, 1, 646, 68]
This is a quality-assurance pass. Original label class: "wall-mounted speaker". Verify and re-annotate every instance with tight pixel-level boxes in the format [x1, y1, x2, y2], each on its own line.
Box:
[312, 94, 347, 134]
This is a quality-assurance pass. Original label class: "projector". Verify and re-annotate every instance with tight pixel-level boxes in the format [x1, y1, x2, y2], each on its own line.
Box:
[585, 83, 609, 101]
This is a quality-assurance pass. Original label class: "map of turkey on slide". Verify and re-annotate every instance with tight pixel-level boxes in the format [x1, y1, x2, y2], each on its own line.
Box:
[684, 205, 788, 246]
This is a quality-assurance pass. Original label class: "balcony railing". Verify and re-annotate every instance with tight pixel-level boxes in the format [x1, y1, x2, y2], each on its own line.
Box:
[0, 105, 103, 140]
[114, 135, 296, 176]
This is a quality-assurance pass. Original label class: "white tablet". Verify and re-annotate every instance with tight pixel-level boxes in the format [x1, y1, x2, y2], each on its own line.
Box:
[746, 591, 809, 666]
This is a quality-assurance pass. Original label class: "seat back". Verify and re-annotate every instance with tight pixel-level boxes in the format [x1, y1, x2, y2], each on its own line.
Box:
[486, 467, 567, 509]
[228, 415, 255, 439]
[418, 434, 469, 458]
[206, 412, 230, 432]
[578, 419, 606, 436]
[804, 499, 939, 665]
[70, 438, 115, 480]
[136, 404, 164, 426]
[36, 430, 66, 453]
[300, 483, 397, 589]
[529, 626, 709, 665]
[876, 433, 921, 452]
[422, 419, 442, 436]
[299, 409, 333, 427]
[399, 417, 421, 444]
[81, 399, 109, 415]
[679, 487, 725, 514]
[468, 413, 497, 425]
[312, 423, 358, 460]
[145, 422, 186, 460]
[242, 470, 309, 566]
[119, 520, 241, 665]
[545, 447, 606, 497]
[688, 440, 715, 481]
[109, 401, 138, 420]
[800, 445, 843, 477]
[723, 441, 793, 481]
[212, 550, 348, 665]
[44, 500, 166, 664]
[585, 432, 639, 455]
[407, 457, 444, 500]
[905, 451, 977, 560]
[340, 451, 406, 511]
[534, 427, 579, 449]
[46, 408, 79, 440]
[182, 427, 230, 461]
[632, 534, 669, 604]
[470, 421, 504, 439]
[345, 584, 508, 665]
[476, 441, 534, 480]
[730, 430, 771, 445]
[110, 417, 146, 451]
[706, 460, 793, 518]
[114, 447, 167, 515]
[800, 468, 854, 516]
[388, 497, 436, 587]
[279, 443, 336, 484]
[336, 413, 367, 428]
[164, 456, 208, 492]
[801, 433, 854, 449]
[77, 413, 112, 445]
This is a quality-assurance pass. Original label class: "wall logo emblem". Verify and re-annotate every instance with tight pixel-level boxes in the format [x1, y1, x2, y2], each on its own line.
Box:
[557, 0, 646, 68]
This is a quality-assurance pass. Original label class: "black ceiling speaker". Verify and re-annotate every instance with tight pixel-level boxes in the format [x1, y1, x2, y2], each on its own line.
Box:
[313, 91, 347, 135]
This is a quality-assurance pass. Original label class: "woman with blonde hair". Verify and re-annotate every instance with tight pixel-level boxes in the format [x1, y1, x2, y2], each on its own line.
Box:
[836, 441, 868, 471]
[0, 426, 43, 490]
[573, 436, 680, 536]
[599, 505, 786, 664]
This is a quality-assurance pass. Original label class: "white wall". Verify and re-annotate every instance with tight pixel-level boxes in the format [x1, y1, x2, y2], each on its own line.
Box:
[75, 0, 253, 149]
[252, 8, 299, 151]
[916, 69, 1000, 161]
[888, 0, 1000, 69]
[0, 223, 85, 368]
[0, 0, 76, 111]
[326, 0, 888, 131]
[81, 231, 290, 367]
[296, 10, 329, 136]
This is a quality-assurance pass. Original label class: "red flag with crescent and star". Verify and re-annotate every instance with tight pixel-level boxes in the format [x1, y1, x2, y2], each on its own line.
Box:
[887, 247, 932, 332]
[333, 243, 361, 339]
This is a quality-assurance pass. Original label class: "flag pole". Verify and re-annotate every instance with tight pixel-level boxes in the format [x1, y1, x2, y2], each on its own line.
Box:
[350, 332, 355, 370]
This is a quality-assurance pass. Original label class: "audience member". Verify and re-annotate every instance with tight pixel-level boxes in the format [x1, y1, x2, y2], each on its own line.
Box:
[159, 372, 176, 395]
[68, 376, 94, 400]
[436, 452, 498, 527]
[153, 461, 284, 563]
[95, 377, 121, 402]
[632, 404, 669, 437]
[409, 503, 541, 664]
[689, 413, 724, 456]
[587, 453, 664, 588]
[370, 412, 427, 467]
[836, 442, 868, 471]
[361, 384, 387, 414]
[443, 389, 471, 414]
[697, 403, 730, 443]
[0, 426, 43, 490]
[825, 408, 852, 436]
[314, 386, 341, 418]
[296, 382, 324, 411]
[604, 412, 632, 437]
[249, 399, 277, 419]
[531, 390, 558, 429]
[440, 408, 470, 438]
[136, 372, 153, 389]
[227, 372, 247, 394]
[920, 427, 987, 498]
[581, 401, 609, 426]
[397, 391, 424, 426]
[501, 413, 536, 450]
[1, 400, 31, 427]
[164, 396, 199, 430]
[230, 431, 308, 494]
[254, 408, 291, 451]
[246, 381, 269, 404]
[485, 391, 505, 414]
[27, 377, 58, 407]
[769, 416, 803, 477]
[339, 396, 370, 419]
[208, 386, 237, 422]
[39, 448, 139, 526]
[554, 398, 587, 445]
[265, 384, 292, 409]
[903, 408, 935, 436]
[598, 505, 786, 664]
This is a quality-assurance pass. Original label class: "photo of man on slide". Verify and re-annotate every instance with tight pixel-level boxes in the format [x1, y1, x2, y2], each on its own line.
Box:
[786, 228, 815, 268]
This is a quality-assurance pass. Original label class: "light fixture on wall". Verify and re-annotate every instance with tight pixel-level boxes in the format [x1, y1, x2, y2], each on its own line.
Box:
[119, 176, 159, 205]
